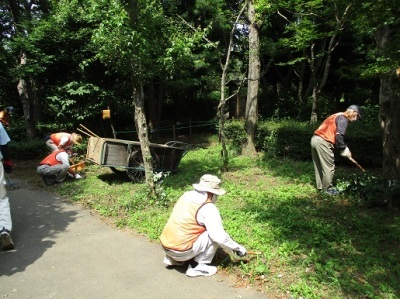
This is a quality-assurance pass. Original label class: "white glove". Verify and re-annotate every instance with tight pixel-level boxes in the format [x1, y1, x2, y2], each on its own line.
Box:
[75, 173, 82, 179]
[340, 147, 352, 158]
[234, 246, 247, 257]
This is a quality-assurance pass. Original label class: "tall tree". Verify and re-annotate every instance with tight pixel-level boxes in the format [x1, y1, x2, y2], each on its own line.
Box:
[3, 0, 49, 138]
[276, 0, 352, 123]
[88, 0, 172, 192]
[243, 0, 261, 157]
[350, 0, 400, 206]
[217, 1, 247, 170]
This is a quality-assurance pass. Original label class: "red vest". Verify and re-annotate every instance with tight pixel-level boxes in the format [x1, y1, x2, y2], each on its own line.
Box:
[160, 193, 210, 251]
[50, 132, 72, 147]
[40, 150, 65, 166]
[314, 112, 344, 144]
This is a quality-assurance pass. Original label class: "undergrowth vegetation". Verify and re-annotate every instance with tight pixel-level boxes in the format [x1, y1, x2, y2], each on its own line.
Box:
[18, 140, 400, 299]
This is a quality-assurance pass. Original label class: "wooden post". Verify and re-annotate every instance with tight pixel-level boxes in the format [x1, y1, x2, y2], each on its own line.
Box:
[172, 125, 176, 140]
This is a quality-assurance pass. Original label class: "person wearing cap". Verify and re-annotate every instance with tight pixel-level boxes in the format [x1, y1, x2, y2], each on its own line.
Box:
[37, 146, 82, 185]
[160, 174, 247, 277]
[311, 105, 362, 195]
[46, 132, 82, 152]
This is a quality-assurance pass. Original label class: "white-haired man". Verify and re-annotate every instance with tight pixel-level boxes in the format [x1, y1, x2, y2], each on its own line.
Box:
[160, 174, 247, 277]
[311, 105, 362, 195]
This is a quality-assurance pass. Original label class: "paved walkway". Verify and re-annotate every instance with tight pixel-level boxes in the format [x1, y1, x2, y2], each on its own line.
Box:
[0, 179, 268, 299]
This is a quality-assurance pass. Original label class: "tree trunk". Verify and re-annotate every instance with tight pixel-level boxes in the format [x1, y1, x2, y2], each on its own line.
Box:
[125, 0, 155, 194]
[7, 0, 37, 138]
[309, 5, 350, 124]
[132, 82, 155, 194]
[244, 0, 260, 157]
[217, 2, 246, 171]
[376, 25, 400, 207]
[17, 53, 37, 139]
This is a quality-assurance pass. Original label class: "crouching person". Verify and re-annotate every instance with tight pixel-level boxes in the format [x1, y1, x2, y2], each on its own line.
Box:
[37, 147, 82, 185]
[160, 174, 247, 277]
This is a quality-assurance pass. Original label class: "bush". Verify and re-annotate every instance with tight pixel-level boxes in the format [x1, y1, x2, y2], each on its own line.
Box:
[8, 139, 47, 160]
[225, 118, 382, 167]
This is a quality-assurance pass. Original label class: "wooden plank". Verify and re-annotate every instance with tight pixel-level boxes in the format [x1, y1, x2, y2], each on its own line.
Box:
[102, 142, 128, 166]
[86, 137, 105, 165]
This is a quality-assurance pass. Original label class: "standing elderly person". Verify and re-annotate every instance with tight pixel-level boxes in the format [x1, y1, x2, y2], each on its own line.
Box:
[46, 132, 82, 152]
[160, 174, 247, 277]
[311, 105, 362, 195]
[0, 122, 14, 250]
[37, 147, 82, 185]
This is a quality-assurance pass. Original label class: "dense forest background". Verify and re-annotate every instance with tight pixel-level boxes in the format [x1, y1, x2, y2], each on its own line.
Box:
[0, 0, 399, 183]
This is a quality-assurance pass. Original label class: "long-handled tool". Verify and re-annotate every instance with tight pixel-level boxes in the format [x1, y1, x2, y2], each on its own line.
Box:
[348, 156, 366, 172]
[79, 124, 100, 138]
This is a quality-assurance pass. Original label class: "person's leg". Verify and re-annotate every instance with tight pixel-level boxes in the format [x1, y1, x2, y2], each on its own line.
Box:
[162, 232, 219, 277]
[186, 232, 219, 277]
[313, 136, 335, 190]
[46, 139, 58, 152]
[163, 231, 218, 262]
[37, 165, 56, 185]
[53, 164, 69, 183]
[0, 165, 13, 250]
[311, 136, 323, 190]
[190, 231, 219, 264]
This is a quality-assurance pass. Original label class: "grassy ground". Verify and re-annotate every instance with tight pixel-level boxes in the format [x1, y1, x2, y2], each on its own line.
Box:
[13, 138, 400, 299]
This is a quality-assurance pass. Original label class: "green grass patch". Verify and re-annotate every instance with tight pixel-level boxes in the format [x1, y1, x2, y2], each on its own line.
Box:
[18, 142, 400, 299]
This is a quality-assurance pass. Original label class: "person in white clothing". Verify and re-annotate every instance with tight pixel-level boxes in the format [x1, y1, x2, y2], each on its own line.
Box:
[160, 174, 247, 277]
[0, 122, 14, 250]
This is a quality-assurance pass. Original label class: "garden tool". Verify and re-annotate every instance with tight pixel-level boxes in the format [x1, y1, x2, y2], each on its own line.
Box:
[348, 156, 366, 173]
[234, 250, 262, 257]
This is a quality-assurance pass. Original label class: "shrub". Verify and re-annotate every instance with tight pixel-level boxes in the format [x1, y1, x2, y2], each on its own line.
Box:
[225, 118, 382, 167]
[8, 139, 47, 160]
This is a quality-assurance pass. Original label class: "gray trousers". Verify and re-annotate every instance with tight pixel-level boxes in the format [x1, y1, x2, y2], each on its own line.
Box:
[37, 164, 69, 183]
[311, 135, 335, 190]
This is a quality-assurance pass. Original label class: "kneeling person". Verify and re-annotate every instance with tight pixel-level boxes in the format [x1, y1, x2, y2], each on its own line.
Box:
[37, 147, 82, 185]
[160, 174, 247, 277]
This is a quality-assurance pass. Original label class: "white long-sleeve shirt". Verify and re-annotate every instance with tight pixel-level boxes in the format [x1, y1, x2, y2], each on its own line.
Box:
[190, 190, 242, 252]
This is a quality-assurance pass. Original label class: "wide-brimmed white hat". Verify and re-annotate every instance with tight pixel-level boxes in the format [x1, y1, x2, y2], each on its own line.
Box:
[193, 174, 226, 196]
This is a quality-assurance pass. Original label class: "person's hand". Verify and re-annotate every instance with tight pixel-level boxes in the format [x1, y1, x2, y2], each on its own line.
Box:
[234, 246, 247, 257]
[3, 159, 12, 174]
[340, 147, 352, 159]
[75, 173, 82, 179]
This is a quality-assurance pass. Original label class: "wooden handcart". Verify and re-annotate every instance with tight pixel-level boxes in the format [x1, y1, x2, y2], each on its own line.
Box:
[85, 136, 193, 182]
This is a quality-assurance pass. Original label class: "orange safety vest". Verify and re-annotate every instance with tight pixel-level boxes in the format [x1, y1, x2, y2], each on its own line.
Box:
[160, 193, 211, 251]
[314, 112, 344, 144]
[50, 132, 72, 147]
[40, 150, 65, 166]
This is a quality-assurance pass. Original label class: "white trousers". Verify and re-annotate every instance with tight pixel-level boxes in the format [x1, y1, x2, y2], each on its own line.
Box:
[0, 164, 12, 231]
[163, 231, 219, 264]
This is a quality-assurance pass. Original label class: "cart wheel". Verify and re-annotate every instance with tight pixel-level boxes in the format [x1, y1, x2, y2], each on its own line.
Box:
[126, 150, 159, 183]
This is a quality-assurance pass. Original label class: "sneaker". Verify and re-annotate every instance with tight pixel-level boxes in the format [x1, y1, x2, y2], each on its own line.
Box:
[163, 256, 185, 267]
[324, 188, 339, 196]
[0, 228, 15, 251]
[186, 263, 217, 277]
